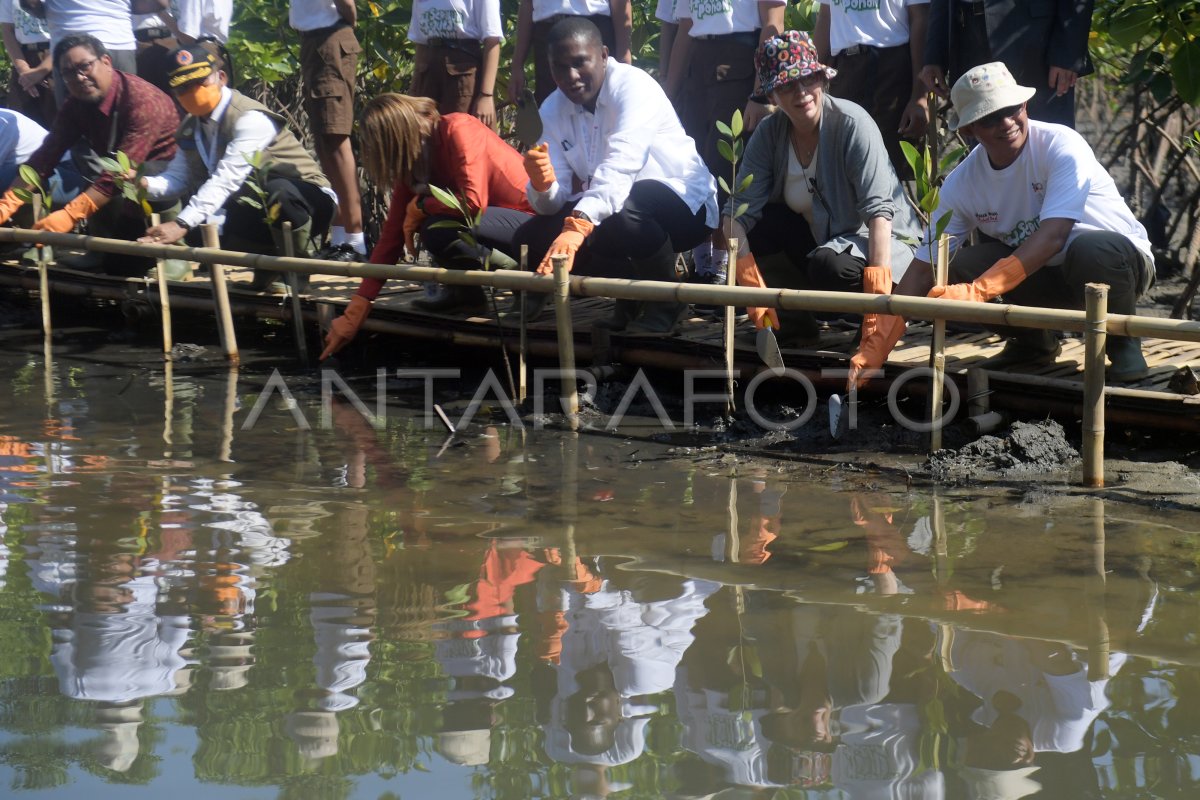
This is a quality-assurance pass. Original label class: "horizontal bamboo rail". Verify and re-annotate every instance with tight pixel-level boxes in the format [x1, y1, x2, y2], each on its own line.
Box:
[5, 227, 1200, 344]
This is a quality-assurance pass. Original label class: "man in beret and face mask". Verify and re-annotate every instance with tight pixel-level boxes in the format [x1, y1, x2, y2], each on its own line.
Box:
[138, 43, 335, 292]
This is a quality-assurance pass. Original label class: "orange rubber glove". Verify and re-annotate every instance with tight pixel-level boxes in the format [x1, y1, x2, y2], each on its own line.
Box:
[536, 215, 592, 274]
[735, 252, 779, 329]
[847, 313, 905, 391]
[926, 255, 1028, 303]
[319, 294, 372, 360]
[0, 189, 25, 225]
[861, 264, 892, 295]
[402, 196, 427, 260]
[32, 192, 99, 233]
[523, 142, 555, 192]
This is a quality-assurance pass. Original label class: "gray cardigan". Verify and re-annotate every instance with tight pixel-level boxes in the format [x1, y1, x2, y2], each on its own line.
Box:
[725, 94, 922, 280]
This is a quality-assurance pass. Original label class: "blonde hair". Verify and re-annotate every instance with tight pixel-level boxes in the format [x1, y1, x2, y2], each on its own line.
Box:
[360, 94, 441, 189]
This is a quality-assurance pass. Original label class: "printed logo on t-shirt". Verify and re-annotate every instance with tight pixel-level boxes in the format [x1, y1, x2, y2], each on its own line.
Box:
[692, 0, 733, 21]
[421, 7, 465, 38]
[1002, 216, 1041, 248]
[830, 0, 883, 12]
[974, 211, 999, 225]
[1031, 181, 1045, 196]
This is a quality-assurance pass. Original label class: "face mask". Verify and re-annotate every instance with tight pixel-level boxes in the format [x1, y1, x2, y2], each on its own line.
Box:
[177, 81, 221, 117]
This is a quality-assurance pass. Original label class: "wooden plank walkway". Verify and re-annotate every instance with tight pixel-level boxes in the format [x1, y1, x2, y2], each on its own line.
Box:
[3, 260, 1198, 429]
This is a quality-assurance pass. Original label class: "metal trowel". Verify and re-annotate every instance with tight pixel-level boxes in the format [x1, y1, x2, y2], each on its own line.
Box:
[756, 317, 785, 375]
[829, 393, 850, 439]
[515, 88, 542, 150]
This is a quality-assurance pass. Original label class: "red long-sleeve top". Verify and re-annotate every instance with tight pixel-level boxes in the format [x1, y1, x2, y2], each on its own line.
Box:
[356, 113, 534, 300]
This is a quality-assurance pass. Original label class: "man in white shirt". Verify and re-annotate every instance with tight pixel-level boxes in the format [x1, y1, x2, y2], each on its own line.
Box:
[139, 44, 335, 292]
[851, 62, 1155, 387]
[815, 0, 929, 177]
[517, 17, 717, 334]
[290, 0, 366, 261]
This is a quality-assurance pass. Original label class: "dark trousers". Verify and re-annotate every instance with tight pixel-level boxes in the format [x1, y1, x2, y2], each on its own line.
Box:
[419, 206, 533, 268]
[676, 35, 758, 203]
[515, 180, 711, 277]
[8, 44, 56, 128]
[531, 14, 617, 104]
[949, 232, 1152, 319]
[829, 43, 914, 179]
[215, 176, 336, 253]
[411, 40, 484, 114]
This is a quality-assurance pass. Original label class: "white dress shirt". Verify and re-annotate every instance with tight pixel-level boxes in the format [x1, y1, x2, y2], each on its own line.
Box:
[144, 87, 278, 230]
[529, 59, 717, 226]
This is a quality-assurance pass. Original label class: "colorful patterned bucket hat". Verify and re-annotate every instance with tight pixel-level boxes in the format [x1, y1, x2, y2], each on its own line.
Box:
[753, 30, 837, 103]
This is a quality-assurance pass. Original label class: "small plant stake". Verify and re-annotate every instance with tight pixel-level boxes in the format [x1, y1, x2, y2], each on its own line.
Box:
[202, 223, 239, 363]
[279, 220, 309, 365]
[716, 109, 755, 415]
[150, 213, 174, 358]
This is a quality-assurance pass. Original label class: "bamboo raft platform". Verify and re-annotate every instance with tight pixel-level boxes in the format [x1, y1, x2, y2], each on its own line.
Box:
[2, 255, 1199, 432]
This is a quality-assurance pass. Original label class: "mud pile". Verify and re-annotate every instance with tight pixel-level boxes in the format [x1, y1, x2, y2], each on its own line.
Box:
[926, 420, 1080, 483]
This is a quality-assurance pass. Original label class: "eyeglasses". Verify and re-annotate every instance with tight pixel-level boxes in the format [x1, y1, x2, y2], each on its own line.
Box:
[63, 57, 100, 79]
[975, 103, 1024, 128]
[776, 73, 824, 95]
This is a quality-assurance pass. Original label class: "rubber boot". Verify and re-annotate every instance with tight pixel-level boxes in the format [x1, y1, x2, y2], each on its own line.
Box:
[624, 239, 687, 335]
[257, 220, 314, 295]
[979, 328, 1061, 369]
[1106, 335, 1149, 382]
[595, 299, 643, 331]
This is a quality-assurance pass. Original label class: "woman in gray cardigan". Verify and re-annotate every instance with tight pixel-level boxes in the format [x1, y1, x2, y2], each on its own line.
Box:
[719, 31, 921, 345]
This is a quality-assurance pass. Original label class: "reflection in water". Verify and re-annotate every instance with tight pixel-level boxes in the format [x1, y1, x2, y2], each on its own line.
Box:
[0, 349, 1198, 798]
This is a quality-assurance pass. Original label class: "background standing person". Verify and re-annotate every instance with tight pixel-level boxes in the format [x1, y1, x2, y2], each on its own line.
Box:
[290, 0, 367, 261]
[815, 0, 929, 177]
[19, 0, 138, 103]
[919, 0, 1092, 128]
[147, 0, 233, 44]
[0, 0, 55, 127]
[407, 0, 503, 129]
[663, 0, 784, 292]
[508, 0, 632, 106]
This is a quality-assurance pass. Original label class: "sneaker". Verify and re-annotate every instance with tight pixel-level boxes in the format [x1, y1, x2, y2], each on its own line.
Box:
[316, 243, 363, 263]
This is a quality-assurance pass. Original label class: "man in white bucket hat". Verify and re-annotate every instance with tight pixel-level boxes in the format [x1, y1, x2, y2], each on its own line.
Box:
[849, 61, 1154, 385]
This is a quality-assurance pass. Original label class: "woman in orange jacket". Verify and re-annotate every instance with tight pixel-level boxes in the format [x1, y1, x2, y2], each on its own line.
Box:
[320, 93, 535, 360]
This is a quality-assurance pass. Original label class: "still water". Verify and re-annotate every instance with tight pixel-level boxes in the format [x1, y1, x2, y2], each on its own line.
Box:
[1, 324, 1200, 800]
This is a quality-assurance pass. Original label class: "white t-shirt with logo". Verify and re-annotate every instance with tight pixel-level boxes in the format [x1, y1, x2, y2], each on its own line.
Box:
[0, 0, 49, 46]
[45, 0, 136, 51]
[408, 0, 504, 44]
[655, 0, 680, 24]
[677, 0, 784, 38]
[171, 0, 233, 43]
[918, 120, 1154, 267]
[0, 108, 49, 164]
[531, 0, 611, 23]
[818, 0, 928, 53]
[289, 0, 341, 32]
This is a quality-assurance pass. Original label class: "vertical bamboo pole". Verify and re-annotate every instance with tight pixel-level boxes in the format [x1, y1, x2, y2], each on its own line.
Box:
[162, 360, 175, 457]
[201, 224, 239, 363]
[560, 433, 579, 579]
[219, 366, 237, 462]
[552, 254, 579, 430]
[280, 221, 309, 364]
[725, 237, 739, 416]
[32, 192, 51, 338]
[929, 234, 950, 450]
[931, 494, 955, 671]
[1083, 283, 1108, 487]
[150, 213, 174, 358]
[967, 368, 989, 417]
[1086, 497, 1110, 680]
[518, 244, 528, 405]
[726, 475, 739, 563]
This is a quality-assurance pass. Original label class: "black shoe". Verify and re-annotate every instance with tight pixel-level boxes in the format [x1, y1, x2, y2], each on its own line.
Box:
[689, 268, 729, 316]
[316, 243, 363, 263]
[979, 333, 1062, 370]
[502, 291, 549, 322]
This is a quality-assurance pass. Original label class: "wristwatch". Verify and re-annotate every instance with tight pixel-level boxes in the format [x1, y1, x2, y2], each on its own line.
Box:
[176, 218, 191, 231]
[569, 210, 593, 224]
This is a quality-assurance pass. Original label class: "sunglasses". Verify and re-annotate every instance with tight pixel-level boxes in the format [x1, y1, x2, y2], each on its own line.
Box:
[975, 103, 1024, 128]
[776, 73, 825, 95]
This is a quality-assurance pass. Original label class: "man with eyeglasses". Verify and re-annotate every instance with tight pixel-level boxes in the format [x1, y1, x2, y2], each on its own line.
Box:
[0, 33, 178, 274]
[849, 63, 1154, 387]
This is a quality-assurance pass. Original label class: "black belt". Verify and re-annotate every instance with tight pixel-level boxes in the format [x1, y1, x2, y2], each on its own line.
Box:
[694, 30, 760, 49]
[20, 44, 49, 58]
[961, 1, 987, 15]
[135, 26, 173, 42]
[425, 37, 482, 53]
[840, 44, 874, 56]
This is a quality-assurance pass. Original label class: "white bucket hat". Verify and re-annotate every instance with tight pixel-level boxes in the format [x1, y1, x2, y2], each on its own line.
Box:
[950, 62, 1037, 130]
